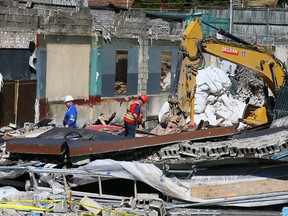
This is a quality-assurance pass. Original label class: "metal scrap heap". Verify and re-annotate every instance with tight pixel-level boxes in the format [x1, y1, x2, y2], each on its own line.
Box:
[0, 117, 287, 215]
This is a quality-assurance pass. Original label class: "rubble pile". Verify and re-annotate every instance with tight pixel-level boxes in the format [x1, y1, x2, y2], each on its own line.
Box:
[1, 121, 54, 141]
[0, 186, 167, 215]
[115, 81, 127, 94]
[0, 68, 286, 215]
[233, 67, 265, 107]
[160, 51, 172, 92]
[143, 127, 288, 163]
[0, 116, 287, 215]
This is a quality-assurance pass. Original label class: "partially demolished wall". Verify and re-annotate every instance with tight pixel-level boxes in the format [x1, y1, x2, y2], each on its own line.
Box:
[1, 2, 288, 129]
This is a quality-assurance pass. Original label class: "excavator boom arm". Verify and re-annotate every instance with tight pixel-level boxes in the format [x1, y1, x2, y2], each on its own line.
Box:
[201, 37, 285, 96]
[170, 18, 287, 125]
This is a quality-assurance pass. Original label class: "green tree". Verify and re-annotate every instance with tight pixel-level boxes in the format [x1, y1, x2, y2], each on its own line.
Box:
[132, 0, 230, 9]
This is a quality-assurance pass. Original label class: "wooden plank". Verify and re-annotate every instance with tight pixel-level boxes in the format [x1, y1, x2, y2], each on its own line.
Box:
[190, 178, 288, 200]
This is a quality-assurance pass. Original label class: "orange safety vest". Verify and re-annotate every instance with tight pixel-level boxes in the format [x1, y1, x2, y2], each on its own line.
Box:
[124, 100, 143, 124]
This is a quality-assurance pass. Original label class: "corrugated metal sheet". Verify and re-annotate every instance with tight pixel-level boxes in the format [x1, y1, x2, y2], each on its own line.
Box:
[197, 7, 288, 44]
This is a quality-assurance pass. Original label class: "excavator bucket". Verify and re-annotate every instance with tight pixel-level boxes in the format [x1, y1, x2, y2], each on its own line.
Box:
[242, 105, 268, 126]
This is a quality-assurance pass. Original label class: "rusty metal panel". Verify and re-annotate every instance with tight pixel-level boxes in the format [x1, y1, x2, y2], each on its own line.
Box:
[5, 126, 236, 157]
[0, 80, 36, 127]
[17, 80, 36, 127]
[68, 126, 236, 156]
[6, 138, 66, 155]
[0, 81, 15, 126]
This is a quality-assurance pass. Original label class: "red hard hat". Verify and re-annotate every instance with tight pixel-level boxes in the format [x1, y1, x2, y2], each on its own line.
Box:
[139, 94, 149, 103]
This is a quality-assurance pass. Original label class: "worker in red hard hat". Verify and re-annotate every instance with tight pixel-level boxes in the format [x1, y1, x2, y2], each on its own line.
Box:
[118, 94, 149, 137]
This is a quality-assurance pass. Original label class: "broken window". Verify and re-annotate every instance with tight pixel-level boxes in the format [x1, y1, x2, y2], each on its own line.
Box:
[160, 50, 171, 92]
[115, 50, 128, 95]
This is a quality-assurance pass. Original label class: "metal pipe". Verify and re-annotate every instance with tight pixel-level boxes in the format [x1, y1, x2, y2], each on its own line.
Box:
[201, 20, 251, 46]
[134, 180, 137, 198]
[98, 176, 102, 196]
[229, 0, 233, 33]
[14, 80, 19, 125]
[166, 191, 288, 209]
[63, 174, 68, 192]
[71, 190, 124, 200]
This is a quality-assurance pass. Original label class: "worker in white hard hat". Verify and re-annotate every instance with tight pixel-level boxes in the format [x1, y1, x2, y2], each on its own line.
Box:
[63, 95, 77, 128]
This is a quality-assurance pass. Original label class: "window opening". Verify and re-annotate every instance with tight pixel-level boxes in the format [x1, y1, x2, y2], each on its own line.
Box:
[115, 50, 128, 95]
[160, 50, 172, 92]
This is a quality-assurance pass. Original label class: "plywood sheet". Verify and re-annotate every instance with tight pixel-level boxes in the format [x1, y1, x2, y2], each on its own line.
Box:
[46, 44, 90, 101]
[190, 178, 288, 199]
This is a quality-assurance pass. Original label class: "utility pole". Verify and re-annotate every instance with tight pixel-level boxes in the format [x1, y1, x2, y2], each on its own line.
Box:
[229, 0, 233, 33]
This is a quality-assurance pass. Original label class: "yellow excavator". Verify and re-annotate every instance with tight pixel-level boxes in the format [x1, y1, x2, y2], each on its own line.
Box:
[168, 18, 288, 128]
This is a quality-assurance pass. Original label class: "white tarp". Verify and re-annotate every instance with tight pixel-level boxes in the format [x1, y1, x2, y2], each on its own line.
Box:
[72, 159, 202, 203]
[193, 66, 246, 126]
[0, 186, 50, 202]
[72, 159, 288, 207]
[158, 66, 246, 126]
[0, 159, 287, 207]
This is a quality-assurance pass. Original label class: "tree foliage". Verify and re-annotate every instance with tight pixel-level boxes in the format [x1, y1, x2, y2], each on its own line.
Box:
[132, 0, 231, 10]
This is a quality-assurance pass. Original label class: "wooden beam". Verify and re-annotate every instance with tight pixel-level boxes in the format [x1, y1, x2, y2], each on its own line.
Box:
[190, 178, 288, 200]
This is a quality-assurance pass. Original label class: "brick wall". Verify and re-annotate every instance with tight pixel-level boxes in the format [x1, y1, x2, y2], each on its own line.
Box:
[39, 9, 92, 34]
[0, 5, 92, 48]
[0, 6, 37, 48]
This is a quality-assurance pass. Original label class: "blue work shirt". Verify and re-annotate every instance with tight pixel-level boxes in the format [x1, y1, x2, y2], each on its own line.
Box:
[64, 104, 77, 128]
[134, 103, 140, 115]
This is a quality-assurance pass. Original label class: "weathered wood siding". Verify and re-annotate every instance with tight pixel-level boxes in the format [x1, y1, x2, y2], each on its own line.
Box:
[196, 7, 288, 45]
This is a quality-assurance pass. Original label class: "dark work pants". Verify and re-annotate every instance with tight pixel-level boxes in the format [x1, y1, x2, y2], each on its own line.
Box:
[117, 121, 136, 137]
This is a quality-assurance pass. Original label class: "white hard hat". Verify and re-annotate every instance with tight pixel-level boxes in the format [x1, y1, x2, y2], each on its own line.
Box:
[64, 95, 74, 103]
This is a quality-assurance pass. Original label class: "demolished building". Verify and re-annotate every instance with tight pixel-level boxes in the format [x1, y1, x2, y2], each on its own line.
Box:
[0, 0, 288, 215]
[0, 0, 288, 128]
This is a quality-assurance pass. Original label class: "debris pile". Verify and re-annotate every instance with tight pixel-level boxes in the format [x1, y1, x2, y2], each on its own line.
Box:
[160, 51, 172, 92]
[0, 185, 167, 215]
[0, 116, 287, 215]
[1, 119, 54, 141]
[233, 67, 265, 107]
[143, 127, 288, 163]
[115, 81, 127, 94]
[0, 68, 286, 215]
[193, 66, 246, 127]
